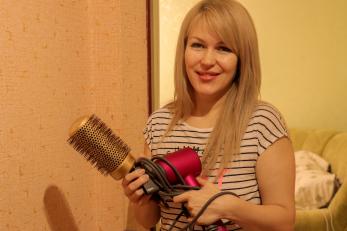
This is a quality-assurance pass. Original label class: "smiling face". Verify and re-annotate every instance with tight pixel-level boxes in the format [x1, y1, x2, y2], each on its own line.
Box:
[184, 21, 238, 103]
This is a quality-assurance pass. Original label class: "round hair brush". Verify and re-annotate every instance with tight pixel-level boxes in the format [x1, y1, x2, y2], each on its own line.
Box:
[67, 115, 135, 180]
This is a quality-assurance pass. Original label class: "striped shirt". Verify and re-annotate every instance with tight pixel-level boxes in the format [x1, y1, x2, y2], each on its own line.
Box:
[143, 102, 288, 231]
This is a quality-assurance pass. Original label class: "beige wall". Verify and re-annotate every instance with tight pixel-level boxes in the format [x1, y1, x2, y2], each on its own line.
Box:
[0, 1, 148, 230]
[159, 0, 200, 107]
[158, 0, 347, 131]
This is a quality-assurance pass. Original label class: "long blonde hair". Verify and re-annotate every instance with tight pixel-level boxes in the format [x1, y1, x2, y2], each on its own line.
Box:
[166, 0, 261, 177]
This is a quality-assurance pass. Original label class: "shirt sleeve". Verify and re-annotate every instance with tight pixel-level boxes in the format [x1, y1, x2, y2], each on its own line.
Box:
[250, 102, 289, 155]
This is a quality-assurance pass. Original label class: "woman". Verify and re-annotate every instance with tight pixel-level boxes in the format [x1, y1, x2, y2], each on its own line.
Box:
[122, 0, 295, 230]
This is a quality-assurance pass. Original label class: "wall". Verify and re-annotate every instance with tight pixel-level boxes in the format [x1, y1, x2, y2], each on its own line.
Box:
[0, 0, 148, 230]
[158, 0, 347, 131]
[159, 0, 200, 107]
[241, 0, 347, 131]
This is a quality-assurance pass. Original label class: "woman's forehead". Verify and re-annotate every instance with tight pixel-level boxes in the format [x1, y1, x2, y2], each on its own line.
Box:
[188, 19, 228, 44]
[188, 19, 219, 37]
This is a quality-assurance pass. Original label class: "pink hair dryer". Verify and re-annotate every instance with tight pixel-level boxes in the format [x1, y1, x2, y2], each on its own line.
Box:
[155, 148, 201, 186]
[155, 148, 228, 231]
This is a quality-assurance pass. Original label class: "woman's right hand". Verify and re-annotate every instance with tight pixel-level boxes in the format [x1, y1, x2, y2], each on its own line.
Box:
[122, 168, 151, 206]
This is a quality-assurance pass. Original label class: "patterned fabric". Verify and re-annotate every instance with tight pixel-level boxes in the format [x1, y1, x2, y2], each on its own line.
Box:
[143, 102, 288, 231]
[295, 150, 337, 210]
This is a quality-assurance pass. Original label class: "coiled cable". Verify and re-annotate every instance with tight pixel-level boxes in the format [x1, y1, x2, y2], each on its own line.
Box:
[136, 157, 238, 231]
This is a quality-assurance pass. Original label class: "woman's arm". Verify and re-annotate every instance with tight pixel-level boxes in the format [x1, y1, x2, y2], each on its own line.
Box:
[174, 137, 295, 231]
[224, 137, 295, 231]
[123, 144, 161, 229]
[132, 198, 161, 229]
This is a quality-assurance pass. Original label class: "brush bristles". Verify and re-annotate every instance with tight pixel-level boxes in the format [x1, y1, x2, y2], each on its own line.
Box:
[67, 115, 131, 175]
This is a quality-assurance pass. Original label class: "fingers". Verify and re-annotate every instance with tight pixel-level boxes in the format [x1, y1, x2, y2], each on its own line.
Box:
[122, 169, 150, 204]
[127, 174, 149, 194]
[128, 187, 145, 203]
[122, 168, 145, 186]
[173, 191, 190, 204]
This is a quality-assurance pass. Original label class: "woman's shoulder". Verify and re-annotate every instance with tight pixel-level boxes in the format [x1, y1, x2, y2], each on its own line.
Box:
[149, 106, 172, 118]
[143, 106, 173, 144]
[248, 101, 289, 154]
[248, 100, 288, 134]
[146, 106, 173, 125]
[252, 101, 285, 120]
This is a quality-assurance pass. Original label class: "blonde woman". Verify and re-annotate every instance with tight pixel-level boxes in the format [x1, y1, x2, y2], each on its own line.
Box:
[122, 0, 295, 230]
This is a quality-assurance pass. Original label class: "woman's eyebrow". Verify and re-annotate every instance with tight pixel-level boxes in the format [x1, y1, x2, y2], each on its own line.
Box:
[189, 36, 225, 45]
[189, 36, 205, 42]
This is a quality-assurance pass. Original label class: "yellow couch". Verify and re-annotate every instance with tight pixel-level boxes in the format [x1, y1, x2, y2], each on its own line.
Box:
[290, 129, 347, 231]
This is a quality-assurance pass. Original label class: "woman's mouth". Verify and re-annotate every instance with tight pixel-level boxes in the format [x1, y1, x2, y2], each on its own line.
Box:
[196, 71, 220, 81]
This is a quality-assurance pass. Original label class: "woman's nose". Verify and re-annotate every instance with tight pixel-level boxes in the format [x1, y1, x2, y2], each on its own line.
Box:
[200, 49, 216, 67]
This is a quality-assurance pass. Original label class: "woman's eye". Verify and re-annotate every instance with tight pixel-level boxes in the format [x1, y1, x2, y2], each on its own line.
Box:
[218, 46, 232, 52]
[191, 42, 204, 48]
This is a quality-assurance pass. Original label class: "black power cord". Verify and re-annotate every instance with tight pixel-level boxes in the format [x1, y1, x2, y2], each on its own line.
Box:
[136, 157, 238, 231]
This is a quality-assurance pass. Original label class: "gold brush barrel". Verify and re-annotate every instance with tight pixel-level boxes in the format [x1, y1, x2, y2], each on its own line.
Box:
[67, 115, 135, 180]
[68, 116, 90, 138]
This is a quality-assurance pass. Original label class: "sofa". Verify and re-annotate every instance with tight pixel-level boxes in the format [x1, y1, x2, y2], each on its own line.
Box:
[290, 129, 347, 231]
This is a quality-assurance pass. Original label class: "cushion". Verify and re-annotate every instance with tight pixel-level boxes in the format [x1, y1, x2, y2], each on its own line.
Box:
[295, 150, 337, 210]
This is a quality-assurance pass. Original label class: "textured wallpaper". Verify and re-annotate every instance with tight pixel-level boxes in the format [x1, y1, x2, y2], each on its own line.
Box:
[0, 0, 148, 230]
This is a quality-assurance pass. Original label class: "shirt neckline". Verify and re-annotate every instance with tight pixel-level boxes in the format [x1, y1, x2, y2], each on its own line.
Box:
[179, 120, 213, 132]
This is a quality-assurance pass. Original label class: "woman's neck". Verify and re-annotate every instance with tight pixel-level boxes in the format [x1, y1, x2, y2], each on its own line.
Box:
[192, 93, 226, 117]
[184, 94, 227, 129]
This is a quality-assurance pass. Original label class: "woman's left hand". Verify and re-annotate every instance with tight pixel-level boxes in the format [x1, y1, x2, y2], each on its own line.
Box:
[173, 177, 224, 225]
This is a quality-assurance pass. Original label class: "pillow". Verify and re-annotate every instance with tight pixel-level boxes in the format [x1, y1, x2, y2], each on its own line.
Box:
[295, 150, 337, 210]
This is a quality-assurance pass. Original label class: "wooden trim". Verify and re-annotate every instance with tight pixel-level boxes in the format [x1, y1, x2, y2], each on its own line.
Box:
[146, 0, 153, 115]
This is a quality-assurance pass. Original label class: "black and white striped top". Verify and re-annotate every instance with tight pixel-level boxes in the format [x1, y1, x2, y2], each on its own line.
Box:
[143, 102, 288, 231]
